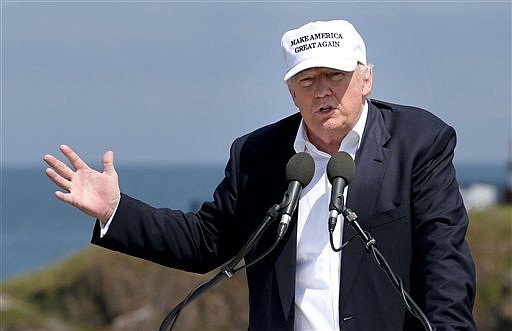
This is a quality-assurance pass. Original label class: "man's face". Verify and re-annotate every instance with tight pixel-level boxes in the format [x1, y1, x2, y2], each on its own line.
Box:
[288, 66, 372, 153]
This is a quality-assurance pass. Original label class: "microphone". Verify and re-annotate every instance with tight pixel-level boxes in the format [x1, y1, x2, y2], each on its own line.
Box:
[277, 152, 315, 240]
[326, 151, 356, 232]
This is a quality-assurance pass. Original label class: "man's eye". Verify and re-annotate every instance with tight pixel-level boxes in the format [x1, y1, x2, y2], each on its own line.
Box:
[299, 78, 313, 87]
[330, 73, 345, 81]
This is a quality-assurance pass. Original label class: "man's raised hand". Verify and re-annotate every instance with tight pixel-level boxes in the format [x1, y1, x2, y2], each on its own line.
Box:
[44, 145, 121, 224]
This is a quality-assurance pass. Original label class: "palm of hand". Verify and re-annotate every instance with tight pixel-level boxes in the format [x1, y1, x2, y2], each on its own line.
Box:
[70, 167, 120, 222]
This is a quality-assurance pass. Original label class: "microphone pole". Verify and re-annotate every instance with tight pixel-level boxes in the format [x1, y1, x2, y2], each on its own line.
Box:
[342, 208, 436, 331]
[158, 203, 281, 331]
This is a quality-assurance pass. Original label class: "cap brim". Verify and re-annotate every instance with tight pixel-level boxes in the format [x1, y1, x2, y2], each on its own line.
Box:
[283, 57, 358, 81]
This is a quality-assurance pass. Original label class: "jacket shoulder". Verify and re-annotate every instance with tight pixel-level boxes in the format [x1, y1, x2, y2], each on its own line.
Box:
[370, 99, 450, 130]
[232, 113, 301, 152]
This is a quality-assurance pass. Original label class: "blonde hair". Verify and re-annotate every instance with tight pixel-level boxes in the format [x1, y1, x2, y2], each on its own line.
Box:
[357, 63, 374, 80]
[357, 63, 374, 95]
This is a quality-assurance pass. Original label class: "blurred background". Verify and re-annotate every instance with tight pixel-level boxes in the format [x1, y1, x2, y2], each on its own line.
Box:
[1, 1, 511, 330]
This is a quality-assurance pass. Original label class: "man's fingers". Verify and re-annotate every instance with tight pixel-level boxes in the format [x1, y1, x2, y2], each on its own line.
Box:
[54, 190, 74, 205]
[43, 154, 75, 181]
[59, 145, 89, 170]
[45, 167, 71, 191]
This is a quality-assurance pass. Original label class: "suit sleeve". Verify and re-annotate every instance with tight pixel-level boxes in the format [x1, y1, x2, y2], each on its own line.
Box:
[91, 139, 243, 274]
[410, 125, 476, 331]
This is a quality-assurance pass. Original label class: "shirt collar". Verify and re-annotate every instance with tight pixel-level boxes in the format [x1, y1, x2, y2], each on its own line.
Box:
[293, 101, 368, 157]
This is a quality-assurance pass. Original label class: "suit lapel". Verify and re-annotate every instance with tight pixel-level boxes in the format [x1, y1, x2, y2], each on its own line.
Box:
[341, 101, 391, 303]
[270, 114, 301, 322]
[274, 219, 298, 321]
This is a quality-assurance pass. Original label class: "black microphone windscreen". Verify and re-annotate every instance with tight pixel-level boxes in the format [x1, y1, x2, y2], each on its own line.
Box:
[326, 151, 356, 184]
[285, 152, 315, 187]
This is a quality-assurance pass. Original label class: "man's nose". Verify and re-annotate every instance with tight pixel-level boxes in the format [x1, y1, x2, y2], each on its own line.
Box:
[314, 78, 332, 98]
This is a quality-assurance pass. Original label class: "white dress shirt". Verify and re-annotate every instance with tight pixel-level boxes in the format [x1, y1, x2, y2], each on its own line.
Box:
[293, 102, 367, 331]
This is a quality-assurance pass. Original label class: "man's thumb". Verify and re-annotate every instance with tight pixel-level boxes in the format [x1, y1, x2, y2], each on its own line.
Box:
[103, 151, 116, 175]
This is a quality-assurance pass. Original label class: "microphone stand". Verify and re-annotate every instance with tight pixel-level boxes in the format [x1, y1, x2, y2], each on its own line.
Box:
[342, 208, 436, 331]
[158, 203, 282, 331]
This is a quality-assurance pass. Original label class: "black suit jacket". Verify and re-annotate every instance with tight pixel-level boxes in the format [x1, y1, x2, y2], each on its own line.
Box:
[92, 99, 476, 331]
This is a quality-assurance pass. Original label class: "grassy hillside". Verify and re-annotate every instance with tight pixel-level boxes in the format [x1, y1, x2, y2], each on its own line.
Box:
[466, 205, 512, 331]
[1, 205, 510, 331]
[1, 248, 248, 331]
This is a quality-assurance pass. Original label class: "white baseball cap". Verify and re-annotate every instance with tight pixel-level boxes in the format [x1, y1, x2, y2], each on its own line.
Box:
[281, 20, 367, 81]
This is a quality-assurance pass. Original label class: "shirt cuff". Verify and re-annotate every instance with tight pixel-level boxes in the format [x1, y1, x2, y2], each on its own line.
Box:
[99, 200, 120, 238]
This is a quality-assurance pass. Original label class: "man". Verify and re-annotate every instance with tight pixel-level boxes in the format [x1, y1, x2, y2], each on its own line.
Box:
[44, 20, 476, 330]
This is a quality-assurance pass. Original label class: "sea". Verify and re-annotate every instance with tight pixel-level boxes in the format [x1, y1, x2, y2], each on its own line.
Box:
[1, 163, 509, 281]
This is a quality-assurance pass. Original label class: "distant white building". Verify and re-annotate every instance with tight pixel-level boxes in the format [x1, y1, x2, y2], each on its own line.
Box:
[460, 183, 498, 210]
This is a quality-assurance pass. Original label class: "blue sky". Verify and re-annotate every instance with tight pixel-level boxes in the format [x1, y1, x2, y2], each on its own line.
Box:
[2, 1, 511, 167]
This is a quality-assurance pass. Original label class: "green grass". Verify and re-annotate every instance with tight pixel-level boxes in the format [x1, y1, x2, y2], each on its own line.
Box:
[3, 249, 89, 313]
[466, 204, 512, 330]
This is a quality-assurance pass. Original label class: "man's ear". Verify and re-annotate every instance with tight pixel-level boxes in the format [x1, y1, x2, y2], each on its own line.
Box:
[361, 69, 373, 97]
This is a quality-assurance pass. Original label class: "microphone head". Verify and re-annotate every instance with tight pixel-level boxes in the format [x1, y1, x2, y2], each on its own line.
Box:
[285, 152, 315, 187]
[326, 151, 356, 184]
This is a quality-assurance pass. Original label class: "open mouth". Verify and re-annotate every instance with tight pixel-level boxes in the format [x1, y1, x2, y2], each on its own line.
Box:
[318, 105, 334, 113]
